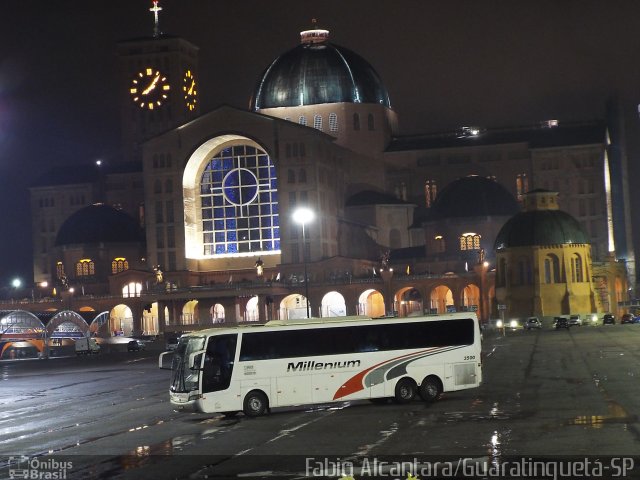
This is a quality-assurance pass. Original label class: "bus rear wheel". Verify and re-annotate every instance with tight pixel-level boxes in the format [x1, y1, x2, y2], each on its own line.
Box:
[419, 376, 442, 402]
[243, 391, 268, 417]
[394, 378, 416, 403]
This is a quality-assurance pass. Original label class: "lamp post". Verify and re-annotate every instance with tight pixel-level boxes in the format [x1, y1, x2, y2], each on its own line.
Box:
[292, 207, 315, 318]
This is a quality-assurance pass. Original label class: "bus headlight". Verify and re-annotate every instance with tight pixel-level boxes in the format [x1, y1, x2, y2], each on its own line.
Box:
[509, 320, 518, 329]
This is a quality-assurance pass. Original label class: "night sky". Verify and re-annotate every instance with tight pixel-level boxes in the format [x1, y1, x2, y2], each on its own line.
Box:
[2, 0, 640, 287]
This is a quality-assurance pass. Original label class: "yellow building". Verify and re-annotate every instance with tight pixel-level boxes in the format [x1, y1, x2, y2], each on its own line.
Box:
[494, 190, 627, 321]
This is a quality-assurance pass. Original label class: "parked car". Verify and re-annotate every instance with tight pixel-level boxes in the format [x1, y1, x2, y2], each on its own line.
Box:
[603, 314, 615, 325]
[127, 339, 145, 351]
[568, 315, 582, 326]
[621, 313, 634, 324]
[524, 317, 542, 330]
[554, 317, 570, 329]
[166, 337, 179, 351]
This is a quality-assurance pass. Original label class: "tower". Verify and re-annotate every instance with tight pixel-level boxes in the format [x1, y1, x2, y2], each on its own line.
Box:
[117, 1, 200, 162]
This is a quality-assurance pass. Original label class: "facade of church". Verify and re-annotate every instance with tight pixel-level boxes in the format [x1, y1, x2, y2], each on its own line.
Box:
[25, 20, 632, 336]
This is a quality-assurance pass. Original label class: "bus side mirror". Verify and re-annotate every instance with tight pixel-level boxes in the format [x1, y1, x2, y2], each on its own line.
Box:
[188, 351, 205, 370]
[158, 351, 173, 370]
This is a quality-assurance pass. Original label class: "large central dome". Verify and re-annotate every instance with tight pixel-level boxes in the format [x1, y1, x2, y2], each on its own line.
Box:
[251, 27, 391, 110]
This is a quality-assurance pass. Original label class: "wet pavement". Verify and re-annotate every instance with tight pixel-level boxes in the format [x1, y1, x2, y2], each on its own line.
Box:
[1, 325, 639, 479]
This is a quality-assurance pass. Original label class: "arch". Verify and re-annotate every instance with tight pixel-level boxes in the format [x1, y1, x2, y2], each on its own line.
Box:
[358, 289, 385, 317]
[544, 253, 561, 284]
[122, 282, 142, 298]
[142, 303, 158, 335]
[109, 304, 133, 336]
[321, 291, 346, 317]
[462, 284, 480, 310]
[244, 296, 260, 322]
[182, 134, 280, 260]
[515, 256, 531, 285]
[46, 311, 89, 338]
[210, 303, 225, 323]
[279, 294, 308, 320]
[498, 257, 507, 287]
[395, 287, 423, 317]
[89, 311, 110, 337]
[182, 300, 198, 325]
[571, 253, 584, 283]
[430, 285, 453, 314]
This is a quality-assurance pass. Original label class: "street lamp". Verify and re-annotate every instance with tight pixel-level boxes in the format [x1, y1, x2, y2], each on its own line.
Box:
[292, 207, 315, 318]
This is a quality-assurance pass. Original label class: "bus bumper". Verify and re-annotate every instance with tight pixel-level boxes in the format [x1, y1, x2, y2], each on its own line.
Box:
[170, 391, 200, 412]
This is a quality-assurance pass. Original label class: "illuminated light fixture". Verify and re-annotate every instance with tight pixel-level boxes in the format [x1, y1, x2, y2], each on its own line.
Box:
[462, 232, 477, 237]
[458, 126, 481, 138]
[434, 235, 443, 240]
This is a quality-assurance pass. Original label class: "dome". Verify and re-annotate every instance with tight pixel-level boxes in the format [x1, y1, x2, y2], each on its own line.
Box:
[251, 28, 391, 110]
[55, 204, 143, 246]
[494, 210, 589, 250]
[429, 176, 519, 220]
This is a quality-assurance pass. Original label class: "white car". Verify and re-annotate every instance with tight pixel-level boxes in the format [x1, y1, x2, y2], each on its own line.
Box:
[524, 317, 542, 330]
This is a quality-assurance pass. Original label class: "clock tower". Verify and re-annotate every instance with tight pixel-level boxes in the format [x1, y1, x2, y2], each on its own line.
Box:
[117, 1, 200, 162]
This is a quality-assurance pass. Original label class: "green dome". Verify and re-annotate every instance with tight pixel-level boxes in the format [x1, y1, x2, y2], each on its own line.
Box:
[494, 210, 589, 250]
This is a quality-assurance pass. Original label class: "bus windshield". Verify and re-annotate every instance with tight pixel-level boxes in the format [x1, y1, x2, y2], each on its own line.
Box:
[170, 335, 205, 394]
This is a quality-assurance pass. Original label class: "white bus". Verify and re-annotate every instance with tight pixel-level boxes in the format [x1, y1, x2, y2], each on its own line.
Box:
[159, 313, 482, 417]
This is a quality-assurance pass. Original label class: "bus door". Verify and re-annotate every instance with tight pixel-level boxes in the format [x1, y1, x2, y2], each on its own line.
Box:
[445, 362, 477, 390]
[202, 334, 238, 394]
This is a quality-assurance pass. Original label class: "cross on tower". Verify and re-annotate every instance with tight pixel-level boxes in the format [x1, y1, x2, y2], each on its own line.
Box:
[150, 1, 162, 38]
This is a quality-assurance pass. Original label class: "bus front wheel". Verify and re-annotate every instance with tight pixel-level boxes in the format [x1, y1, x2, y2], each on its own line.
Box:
[394, 378, 417, 403]
[243, 391, 269, 417]
[419, 376, 442, 402]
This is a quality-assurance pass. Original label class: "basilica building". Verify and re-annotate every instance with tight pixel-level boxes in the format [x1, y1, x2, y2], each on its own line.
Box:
[24, 13, 632, 339]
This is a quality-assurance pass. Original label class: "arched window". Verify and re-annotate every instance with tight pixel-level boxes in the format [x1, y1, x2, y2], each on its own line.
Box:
[433, 235, 445, 253]
[459, 233, 481, 251]
[571, 253, 584, 282]
[424, 180, 437, 207]
[498, 258, 507, 287]
[313, 114, 322, 131]
[56, 261, 65, 280]
[353, 113, 360, 131]
[199, 144, 279, 256]
[516, 256, 531, 285]
[299, 116, 307, 126]
[111, 257, 129, 274]
[367, 113, 375, 131]
[76, 259, 95, 277]
[544, 254, 561, 283]
[516, 173, 529, 198]
[329, 113, 338, 132]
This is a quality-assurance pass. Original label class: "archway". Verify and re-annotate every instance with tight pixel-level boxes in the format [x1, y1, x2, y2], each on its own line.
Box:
[210, 303, 225, 323]
[395, 287, 423, 317]
[245, 296, 260, 322]
[358, 289, 385, 317]
[279, 294, 308, 320]
[142, 303, 159, 335]
[462, 284, 480, 311]
[321, 291, 346, 317]
[182, 300, 198, 325]
[110, 304, 133, 336]
[430, 285, 454, 314]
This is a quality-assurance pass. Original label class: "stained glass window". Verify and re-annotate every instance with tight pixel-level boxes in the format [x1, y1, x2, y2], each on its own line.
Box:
[200, 145, 280, 256]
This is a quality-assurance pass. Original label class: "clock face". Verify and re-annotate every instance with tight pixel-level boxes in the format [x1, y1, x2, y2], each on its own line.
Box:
[130, 68, 170, 110]
[183, 70, 197, 111]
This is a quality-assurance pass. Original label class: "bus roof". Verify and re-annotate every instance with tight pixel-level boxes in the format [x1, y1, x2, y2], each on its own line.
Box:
[175, 313, 478, 338]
